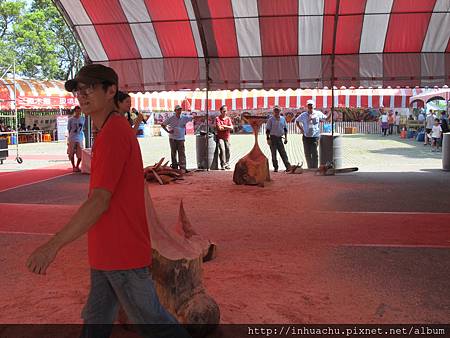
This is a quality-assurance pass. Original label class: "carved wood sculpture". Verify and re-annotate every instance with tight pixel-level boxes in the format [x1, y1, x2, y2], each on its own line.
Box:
[144, 184, 220, 330]
[233, 116, 270, 186]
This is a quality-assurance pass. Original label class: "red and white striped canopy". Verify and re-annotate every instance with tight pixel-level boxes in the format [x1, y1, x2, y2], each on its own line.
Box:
[0, 78, 76, 109]
[55, 0, 450, 91]
[130, 87, 428, 111]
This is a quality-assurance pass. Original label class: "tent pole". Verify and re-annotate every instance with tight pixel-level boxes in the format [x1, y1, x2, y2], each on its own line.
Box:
[191, 0, 211, 171]
[205, 59, 210, 171]
[331, 86, 335, 137]
[330, 0, 341, 151]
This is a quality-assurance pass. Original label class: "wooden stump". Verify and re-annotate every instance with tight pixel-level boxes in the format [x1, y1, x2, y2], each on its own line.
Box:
[233, 116, 270, 186]
[144, 185, 220, 328]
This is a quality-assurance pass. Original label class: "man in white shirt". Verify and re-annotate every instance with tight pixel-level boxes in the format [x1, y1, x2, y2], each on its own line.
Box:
[431, 118, 442, 152]
[424, 110, 435, 145]
[266, 106, 291, 172]
[295, 100, 330, 168]
[161, 105, 192, 172]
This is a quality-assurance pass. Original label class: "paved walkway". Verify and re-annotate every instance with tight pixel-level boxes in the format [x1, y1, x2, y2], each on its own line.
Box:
[0, 133, 444, 173]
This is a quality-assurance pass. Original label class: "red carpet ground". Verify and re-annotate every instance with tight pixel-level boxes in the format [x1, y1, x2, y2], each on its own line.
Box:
[0, 171, 449, 324]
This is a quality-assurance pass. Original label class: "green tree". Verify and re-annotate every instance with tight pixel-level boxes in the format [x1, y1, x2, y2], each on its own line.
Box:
[0, 0, 25, 71]
[12, 0, 84, 80]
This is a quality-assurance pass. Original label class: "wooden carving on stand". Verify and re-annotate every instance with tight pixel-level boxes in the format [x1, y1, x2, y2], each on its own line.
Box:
[233, 116, 270, 186]
[144, 184, 220, 329]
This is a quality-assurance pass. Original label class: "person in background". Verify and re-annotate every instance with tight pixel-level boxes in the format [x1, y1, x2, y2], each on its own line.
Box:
[295, 100, 331, 168]
[117, 91, 133, 126]
[117, 91, 144, 134]
[380, 111, 389, 136]
[431, 118, 442, 152]
[418, 111, 426, 122]
[441, 112, 449, 151]
[32, 124, 40, 131]
[388, 111, 395, 135]
[161, 105, 192, 172]
[215, 105, 233, 170]
[424, 110, 435, 145]
[394, 111, 401, 134]
[266, 105, 291, 172]
[67, 106, 85, 172]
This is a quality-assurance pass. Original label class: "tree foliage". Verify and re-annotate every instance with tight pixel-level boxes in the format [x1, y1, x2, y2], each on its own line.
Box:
[0, 0, 84, 80]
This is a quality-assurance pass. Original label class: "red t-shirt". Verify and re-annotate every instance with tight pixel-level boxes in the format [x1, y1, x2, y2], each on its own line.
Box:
[215, 116, 232, 140]
[88, 114, 151, 270]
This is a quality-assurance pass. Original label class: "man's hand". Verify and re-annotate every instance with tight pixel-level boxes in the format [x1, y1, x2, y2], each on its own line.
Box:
[267, 138, 271, 145]
[284, 138, 288, 144]
[26, 242, 58, 275]
[168, 129, 174, 134]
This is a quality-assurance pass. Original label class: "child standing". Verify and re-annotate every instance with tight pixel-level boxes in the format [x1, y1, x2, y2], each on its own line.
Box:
[431, 118, 442, 152]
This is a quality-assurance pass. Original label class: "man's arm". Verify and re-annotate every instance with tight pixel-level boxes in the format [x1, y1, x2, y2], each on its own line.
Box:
[295, 117, 305, 134]
[26, 188, 112, 275]
[223, 117, 233, 130]
[321, 111, 332, 122]
[131, 113, 144, 132]
[161, 119, 173, 134]
[215, 117, 223, 131]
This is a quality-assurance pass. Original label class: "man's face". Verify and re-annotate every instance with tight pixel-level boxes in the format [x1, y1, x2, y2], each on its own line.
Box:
[74, 82, 116, 116]
[273, 109, 280, 117]
[220, 107, 227, 116]
[307, 104, 313, 112]
[175, 108, 182, 116]
[74, 108, 81, 117]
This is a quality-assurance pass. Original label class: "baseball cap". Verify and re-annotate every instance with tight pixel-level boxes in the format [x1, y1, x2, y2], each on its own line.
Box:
[65, 64, 118, 92]
[273, 105, 281, 111]
[174, 105, 182, 111]
[306, 99, 315, 106]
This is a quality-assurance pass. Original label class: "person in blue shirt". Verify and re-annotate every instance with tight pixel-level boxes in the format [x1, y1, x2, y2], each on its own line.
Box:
[67, 106, 85, 172]
[266, 106, 291, 172]
[161, 105, 192, 172]
[295, 99, 330, 169]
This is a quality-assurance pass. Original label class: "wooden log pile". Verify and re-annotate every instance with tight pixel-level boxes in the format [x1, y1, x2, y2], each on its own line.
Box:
[144, 158, 184, 185]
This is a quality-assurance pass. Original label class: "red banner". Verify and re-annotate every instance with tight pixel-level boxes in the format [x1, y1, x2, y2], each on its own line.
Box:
[5, 96, 79, 109]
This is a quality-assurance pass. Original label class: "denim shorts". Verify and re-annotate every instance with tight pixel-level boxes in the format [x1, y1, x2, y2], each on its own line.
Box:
[80, 267, 190, 338]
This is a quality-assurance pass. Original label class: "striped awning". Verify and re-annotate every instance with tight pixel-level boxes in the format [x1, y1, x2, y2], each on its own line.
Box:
[0, 78, 76, 109]
[55, 0, 450, 91]
[130, 87, 429, 111]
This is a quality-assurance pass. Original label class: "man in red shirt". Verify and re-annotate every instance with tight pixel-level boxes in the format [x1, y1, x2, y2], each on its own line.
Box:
[215, 105, 233, 170]
[26, 65, 187, 337]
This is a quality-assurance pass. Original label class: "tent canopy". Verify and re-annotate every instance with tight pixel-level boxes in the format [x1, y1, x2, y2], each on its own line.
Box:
[55, 0, 450, 91]
[0, 78, 76, 109]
